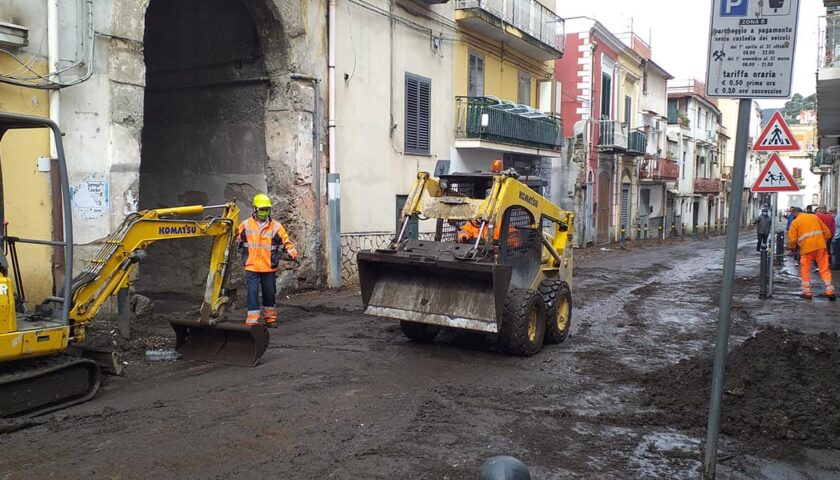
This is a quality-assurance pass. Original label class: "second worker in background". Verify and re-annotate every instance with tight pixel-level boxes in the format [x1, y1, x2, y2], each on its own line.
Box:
[239, 193, 300, 327]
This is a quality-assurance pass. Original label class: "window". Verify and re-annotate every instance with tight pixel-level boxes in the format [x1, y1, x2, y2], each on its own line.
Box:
[468, 52, 484, 97]
[682, 151, 686, 179]
[518, 71, 531, 105]
[642, 65, 648, 94]
[601, 72, 612, 118]
[624, 96, 632, 126]
[405, 72, 431, 155]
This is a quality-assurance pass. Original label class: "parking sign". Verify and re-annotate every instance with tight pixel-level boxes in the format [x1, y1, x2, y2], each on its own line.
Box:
[721, 0, 748, 17]
[706, 0, 800, 98]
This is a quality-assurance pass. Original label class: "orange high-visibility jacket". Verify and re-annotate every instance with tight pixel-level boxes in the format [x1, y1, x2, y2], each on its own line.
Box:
[238, 217, 298, 273]
[788, 213, 832, 256]
[456, 221, 522, 247]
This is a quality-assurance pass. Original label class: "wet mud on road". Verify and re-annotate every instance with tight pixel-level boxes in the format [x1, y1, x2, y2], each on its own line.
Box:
[2, 233, 840, 479]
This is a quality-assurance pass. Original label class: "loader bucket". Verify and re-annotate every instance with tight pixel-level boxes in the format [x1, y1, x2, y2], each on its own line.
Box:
[170, 320, 269, 367]
[357, 242, 512, 334]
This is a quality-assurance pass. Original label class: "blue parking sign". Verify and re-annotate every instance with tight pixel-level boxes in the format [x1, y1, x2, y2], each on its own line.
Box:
[720, 0, 749, 16]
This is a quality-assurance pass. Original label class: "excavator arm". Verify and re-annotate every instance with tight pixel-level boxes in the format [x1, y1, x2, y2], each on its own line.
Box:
[64, 202, 268, 367]
[68, 204, 239, 329]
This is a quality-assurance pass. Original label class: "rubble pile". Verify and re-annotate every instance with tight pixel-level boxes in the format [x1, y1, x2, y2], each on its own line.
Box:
[643, 327, 840, 449]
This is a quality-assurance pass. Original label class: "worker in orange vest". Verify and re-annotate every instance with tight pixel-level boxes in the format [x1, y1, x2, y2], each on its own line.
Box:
[238, 193, 300, 327]
[788, 207, 835, 300]
[456, 219, 522, 248]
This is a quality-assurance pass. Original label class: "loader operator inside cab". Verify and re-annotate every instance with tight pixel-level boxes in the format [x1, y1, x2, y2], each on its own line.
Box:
[456, 219, 522, 248]
[238, 193, 300, 328]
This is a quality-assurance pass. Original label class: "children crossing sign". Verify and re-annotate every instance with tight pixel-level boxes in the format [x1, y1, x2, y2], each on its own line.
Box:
[751, 153, 800, 192]
[753, 111, 800, 151]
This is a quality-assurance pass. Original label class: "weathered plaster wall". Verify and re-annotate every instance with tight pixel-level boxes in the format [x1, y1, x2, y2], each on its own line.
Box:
[2, 0, 328, 298]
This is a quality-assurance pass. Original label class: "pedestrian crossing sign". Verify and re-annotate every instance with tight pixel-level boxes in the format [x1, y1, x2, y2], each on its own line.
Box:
[751, 153, 800, 192]
[753, 112, 800, 152]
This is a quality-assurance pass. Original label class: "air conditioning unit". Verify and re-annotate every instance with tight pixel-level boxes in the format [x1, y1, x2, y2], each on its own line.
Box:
[0, 21, 28, 49]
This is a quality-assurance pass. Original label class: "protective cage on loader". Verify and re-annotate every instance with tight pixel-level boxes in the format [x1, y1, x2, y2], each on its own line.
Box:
[0, 112, 266, 418]
[357, 169, 574, 356]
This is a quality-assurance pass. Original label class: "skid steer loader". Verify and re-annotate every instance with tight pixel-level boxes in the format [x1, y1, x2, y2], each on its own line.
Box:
[0, 112, 267, 418]
[357, 165, 574, 356]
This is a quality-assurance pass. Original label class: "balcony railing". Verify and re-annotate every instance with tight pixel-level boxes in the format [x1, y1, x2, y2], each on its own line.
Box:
[455, 0, 564, 55]
[694, 178, 722, 194]
[819, 14, 840, 68]
[639, 158, 679, 181]
[598, 120, 628, 151]
[627, 130, 647, 156]
[455, 96, 561, 150]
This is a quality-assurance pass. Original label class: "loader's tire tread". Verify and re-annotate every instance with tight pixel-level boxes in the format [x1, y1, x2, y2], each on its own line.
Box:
[538, 279, 572, 345]
[400, 321, 439, 343]
[499, 289, 545, 356]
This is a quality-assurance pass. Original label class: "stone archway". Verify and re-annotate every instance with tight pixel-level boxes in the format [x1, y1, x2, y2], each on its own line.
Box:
[126, 0, 322, 296]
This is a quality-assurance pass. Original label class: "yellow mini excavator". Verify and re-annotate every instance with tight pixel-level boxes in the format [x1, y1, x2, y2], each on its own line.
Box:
[357, 164, 574, 356]
[0, 112, 268, 417]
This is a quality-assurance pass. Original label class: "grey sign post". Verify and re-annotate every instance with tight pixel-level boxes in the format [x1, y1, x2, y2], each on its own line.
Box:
[704, 0, 800, 478]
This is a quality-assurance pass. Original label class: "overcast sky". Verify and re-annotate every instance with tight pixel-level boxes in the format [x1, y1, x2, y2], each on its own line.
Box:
[556, 0, 824, 109]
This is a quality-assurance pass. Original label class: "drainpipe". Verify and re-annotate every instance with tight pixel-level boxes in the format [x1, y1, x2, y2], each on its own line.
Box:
[48, 0, 59, 156]
[48, 0, 65, 293]
[327, 0, 342, 288]
[290, 74, 323, 287]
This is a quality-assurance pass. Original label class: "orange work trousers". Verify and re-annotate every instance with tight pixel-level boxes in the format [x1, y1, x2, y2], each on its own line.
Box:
[799, 249, 835, 296]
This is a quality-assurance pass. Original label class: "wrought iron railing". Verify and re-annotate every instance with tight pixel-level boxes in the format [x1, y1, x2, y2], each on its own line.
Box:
[598, 120, 628, 150]
[627, 130, 647, 155]
[694, 178, 722, 194]
[819, 14, 840, 68]
[455, 96, 562, 149]
[639, 158, 679, 181]
[455, 0, 564, 52]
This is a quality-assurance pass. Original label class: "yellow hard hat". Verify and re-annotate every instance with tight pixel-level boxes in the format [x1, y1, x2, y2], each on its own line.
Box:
[253, 193, 272, 209]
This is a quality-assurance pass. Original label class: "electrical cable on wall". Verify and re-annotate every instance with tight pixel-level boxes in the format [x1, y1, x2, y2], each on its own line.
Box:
[0, 0, 95, 90]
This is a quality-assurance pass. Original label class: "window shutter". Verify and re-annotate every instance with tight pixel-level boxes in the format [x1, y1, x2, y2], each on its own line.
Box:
[405, 73, 431, 155]
[405, 75, 419, 152]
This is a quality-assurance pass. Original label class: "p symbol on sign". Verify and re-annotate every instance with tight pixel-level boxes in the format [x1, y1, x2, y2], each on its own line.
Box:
[721, 0, 748, 16]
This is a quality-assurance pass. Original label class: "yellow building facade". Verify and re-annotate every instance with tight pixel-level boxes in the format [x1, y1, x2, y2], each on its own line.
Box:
[453, 32, 547, 107]
[0, 56, 54, 302]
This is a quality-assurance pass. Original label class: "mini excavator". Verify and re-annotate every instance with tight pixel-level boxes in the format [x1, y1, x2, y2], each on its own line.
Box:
[0, 112, 268, 417]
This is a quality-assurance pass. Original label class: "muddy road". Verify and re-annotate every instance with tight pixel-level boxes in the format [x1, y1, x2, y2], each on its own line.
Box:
[3, 232, 840, 479]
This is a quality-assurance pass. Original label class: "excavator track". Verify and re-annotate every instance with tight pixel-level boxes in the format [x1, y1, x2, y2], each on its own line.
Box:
[0, 355, 101, 418]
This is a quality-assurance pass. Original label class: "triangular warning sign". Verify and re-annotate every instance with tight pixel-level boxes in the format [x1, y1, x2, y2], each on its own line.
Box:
[754, 112, 800, 152]
[751, 153, 800, 192]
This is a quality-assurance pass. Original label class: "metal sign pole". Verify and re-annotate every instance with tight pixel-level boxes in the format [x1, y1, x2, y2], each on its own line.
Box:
[769, 193, 777, 296]
[703, 98, 751, 479]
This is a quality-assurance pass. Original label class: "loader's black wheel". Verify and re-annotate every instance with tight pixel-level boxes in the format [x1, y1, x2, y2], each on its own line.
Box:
[400, 321, 439, 343]
[499, 289, 545, 356]
[538, 279, 572, 345]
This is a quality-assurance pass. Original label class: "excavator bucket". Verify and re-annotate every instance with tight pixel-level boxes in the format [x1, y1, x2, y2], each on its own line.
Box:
[357, 241, 512, 334]
[170, 320, 269, 367]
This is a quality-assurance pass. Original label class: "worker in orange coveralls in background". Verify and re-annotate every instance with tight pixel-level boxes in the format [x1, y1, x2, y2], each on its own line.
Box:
[788, 207, 835, 300]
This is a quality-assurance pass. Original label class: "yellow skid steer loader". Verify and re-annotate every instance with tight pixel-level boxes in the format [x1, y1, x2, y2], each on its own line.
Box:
[357, 166, 574, 356]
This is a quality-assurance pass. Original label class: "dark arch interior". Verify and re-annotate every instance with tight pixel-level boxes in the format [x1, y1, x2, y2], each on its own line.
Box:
[138, 0, 269, 297]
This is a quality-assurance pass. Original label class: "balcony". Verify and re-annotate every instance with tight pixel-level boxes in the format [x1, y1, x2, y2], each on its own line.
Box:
[697, 129, 717, 145]
[818, 14, 840, 136]
[598, 120, 628, 152]
[455, 0, 564, 61]
[627, 130, 647, 157]
[639, 158, 679, 181]
[694, 178, 722, 195]
[455, 96, 562, 150]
